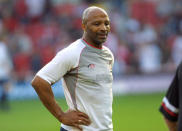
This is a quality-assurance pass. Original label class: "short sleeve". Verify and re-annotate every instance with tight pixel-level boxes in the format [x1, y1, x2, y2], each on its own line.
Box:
[36, 48, 78, 84]
[159, 67, 180, 121]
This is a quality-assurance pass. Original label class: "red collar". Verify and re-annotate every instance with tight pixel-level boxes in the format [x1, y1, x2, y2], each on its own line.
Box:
[82, 39, 102, 49]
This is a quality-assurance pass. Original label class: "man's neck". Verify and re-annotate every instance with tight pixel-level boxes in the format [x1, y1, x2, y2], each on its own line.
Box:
[82, 36, 102, 49]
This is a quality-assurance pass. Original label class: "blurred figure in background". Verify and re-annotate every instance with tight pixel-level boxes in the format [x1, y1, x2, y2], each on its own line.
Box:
[0, 34, 13, 110]
[159, 61, 182, 131]
[172, 30, 182, 67]
[134, 23, 161, 74]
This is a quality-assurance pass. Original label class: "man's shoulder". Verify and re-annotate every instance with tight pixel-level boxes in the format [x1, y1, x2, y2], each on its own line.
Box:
[103, 46, 114, 62]
[103, 46, 113, 55]
[56, 39, 86, 58]
[65, 39, 85, 51]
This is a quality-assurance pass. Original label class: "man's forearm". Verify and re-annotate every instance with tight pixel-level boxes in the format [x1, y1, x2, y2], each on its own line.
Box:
[31, 76, 64, 122]
[164, 117, 177, 131]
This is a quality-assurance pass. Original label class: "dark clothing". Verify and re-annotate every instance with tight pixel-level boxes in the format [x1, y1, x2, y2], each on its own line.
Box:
[0, 79, 9, 85]
[60, 127, 68, 131]
[159, 62, 182, 131]
[0, 78, 9, 110]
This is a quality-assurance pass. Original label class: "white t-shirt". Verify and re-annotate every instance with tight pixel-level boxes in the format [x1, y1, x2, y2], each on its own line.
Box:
[37, 39, 114, 131]
[0, 42, 12, 79]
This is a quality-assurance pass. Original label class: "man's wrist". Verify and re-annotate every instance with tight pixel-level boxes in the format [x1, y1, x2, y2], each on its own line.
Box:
[57, 111, 65, 122]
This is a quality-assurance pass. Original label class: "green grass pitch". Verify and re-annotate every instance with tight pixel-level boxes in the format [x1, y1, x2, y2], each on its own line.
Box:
[0, 93, 168, 131]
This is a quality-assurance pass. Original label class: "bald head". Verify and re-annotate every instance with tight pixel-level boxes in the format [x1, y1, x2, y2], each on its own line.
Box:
[81, 6, 110, 46]
[82, 6, 108, 25]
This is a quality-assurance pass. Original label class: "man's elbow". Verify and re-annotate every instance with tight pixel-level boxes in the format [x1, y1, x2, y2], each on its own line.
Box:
[31, 79, 35, 88]
[31, 76, 39, 89]
[31, 76, 51, 89]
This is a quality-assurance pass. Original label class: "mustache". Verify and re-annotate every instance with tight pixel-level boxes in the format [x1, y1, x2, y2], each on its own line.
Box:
[97, 32, 108, 36]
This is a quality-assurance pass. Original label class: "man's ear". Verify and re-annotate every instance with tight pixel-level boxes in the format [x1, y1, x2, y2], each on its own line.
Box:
[82, 22, 86, 30]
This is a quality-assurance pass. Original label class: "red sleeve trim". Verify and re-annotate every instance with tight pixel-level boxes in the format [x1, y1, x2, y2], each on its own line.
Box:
[162, 102, 178, 117]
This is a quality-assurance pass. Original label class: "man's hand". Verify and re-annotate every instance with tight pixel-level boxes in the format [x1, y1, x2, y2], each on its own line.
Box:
[60, 110, 91, 131]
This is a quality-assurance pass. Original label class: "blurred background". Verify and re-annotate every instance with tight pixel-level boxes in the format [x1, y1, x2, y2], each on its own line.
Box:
[0, 0, 182, 130]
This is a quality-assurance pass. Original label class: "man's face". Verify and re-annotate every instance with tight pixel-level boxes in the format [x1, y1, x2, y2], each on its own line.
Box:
[83, 10, 110, 44]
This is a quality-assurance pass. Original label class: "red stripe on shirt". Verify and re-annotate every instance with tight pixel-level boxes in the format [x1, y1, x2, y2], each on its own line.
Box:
[82, 39, 102, 49]
[162, 102, 178, 117]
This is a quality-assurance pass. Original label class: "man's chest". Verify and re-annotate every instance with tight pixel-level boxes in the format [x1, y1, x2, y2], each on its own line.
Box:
[78, 52, 113, 84]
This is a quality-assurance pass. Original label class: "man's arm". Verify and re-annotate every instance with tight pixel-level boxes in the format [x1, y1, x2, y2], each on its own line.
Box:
[31, 76, 64, 121]
[31, 76, 91, 130]
[164, 117, 177, 131]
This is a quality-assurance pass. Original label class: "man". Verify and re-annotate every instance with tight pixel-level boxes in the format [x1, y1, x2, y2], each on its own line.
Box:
[159, 62, 182, 131]
[31, 6, 114, 131]
[0, 39, 13, 110]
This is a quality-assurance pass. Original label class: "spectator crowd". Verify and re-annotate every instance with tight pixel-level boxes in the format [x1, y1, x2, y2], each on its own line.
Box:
[0, 0, 182, 84]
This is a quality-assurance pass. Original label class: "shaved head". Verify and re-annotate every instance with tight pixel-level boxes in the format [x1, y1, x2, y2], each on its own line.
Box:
[82, 6, 108, 25]
[81, 6, 110, 47]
